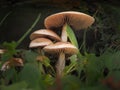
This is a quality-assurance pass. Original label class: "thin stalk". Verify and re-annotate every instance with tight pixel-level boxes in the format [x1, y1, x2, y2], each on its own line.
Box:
[0, 11, 12, 27]
[61, 24, 67, 42]
[56, 52, 65, 77]
[79, 30, 87, 53]
[17, 13, 41, 47]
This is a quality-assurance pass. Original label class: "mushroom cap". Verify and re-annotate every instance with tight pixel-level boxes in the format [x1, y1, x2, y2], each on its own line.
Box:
[30, 29, 61, 41]
[29, 38, 53, 48]
[1, 58, 23, 71]
[43, 42, 78, 55]
[44, 11, 95, 30]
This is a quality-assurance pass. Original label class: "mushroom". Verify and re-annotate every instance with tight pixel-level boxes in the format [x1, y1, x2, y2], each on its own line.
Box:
[43, 42, 78, 76]
[30, 29, 61, 41]
[1, 58, 23, 71]
[29, 38, 53, 55]
[44, 11, 95, 42]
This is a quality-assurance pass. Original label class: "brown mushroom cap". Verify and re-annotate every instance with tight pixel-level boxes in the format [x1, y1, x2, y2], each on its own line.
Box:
[43, 42, 78, 55]
[29, 38, 53, 48]
[44, 11, 95, 30]
[30, 29, 61, 41]
[1, 58, 23, 71]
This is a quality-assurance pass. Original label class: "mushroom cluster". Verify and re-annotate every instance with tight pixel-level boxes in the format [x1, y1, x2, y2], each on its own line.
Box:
[29, 29, 61, 54]
[29, 11, 95, 77]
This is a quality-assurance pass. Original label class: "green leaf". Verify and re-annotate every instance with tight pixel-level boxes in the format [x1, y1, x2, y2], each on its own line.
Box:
[100, 50, 120, 71]
[22, 50, 38, 63]
[44, 74, 54, 86]
[62, 75, 80, 90]
[1, 81, 28, 90]
[80, 85, 109, 90]
[85, 53, 104, 85]
[66, 24, 83, 60]
[2, 68, 18, 83]
[2, 41, 17, 51]
[41, 56, 51, 67]
[66, 24, 79, 48]
[19, 63, 42, 88]
[1, 41, 18, 61]
[1, 53, 12, 61]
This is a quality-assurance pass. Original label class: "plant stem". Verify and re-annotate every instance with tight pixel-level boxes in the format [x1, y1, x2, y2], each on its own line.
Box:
[0, 11, 12, 27]
[17, 13, 41, 47]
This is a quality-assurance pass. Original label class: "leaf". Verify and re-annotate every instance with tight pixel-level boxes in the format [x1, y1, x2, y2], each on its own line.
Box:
[41, 56, 51, 67]
[2, 41, 17, 51]
[100, 50, 120, 71]
[85, 53, 104, 85]
[1, 81, 28, 90]
[62, 75, 81, 90]
[1, 41, 18, 61]
[19, 63, 42, 88]
[109, 71, 120, 82]
[80, 85, 109, 90]
[66, 24, 79, 48]
[22, 50, 38, 63]
[44, 74, 54, 86]
[65, 24, 83, 60]
[2, 68, 18, 83]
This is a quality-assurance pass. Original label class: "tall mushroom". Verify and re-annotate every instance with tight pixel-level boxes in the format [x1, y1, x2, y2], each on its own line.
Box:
[44, 11, 94, 77]
[43, 42, 78, 76]
[44, 11, 95, 42]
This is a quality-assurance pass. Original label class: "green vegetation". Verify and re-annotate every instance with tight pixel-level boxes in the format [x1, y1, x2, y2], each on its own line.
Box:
[0, 1, 120, 90]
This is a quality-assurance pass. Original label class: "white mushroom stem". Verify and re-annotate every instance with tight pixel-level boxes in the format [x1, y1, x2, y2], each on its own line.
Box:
[56, 24, 67, 77]
[61, 24, 67, 42]
[56, 52, 65, 77]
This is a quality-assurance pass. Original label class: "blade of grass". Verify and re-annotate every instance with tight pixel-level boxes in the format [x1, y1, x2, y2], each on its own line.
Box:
[0, 11, 12, 27]
[66, 24, 82, 59]
[17, 13, 41, 47]
[66, 24, 78, 48]
[79, 29, 87, 53]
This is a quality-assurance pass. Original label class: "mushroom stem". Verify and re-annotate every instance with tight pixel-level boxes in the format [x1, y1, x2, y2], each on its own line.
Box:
[56, 52, 65, 77]
[61, 24, 67, 42]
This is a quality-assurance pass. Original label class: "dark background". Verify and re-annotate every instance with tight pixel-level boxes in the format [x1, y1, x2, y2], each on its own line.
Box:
[0, 0, 120, 51]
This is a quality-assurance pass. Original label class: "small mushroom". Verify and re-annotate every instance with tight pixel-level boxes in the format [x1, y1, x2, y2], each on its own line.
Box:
[43, 42, 78, 77]
[30, 29, 61, 41]
[44, 11, 95, 42]
[1, 58, 23, 71]
[29, 38, 53, 55]
[29, 38, 53, 48]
